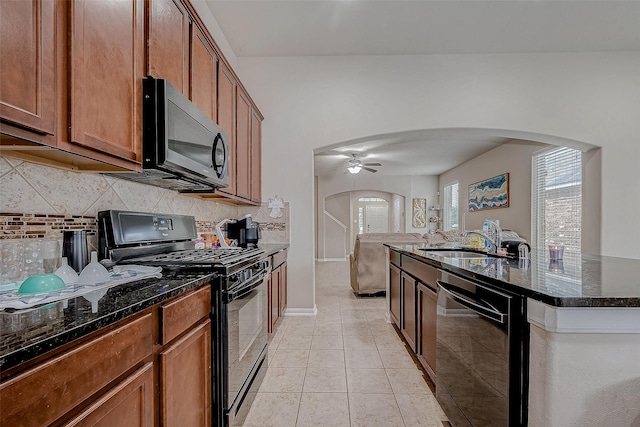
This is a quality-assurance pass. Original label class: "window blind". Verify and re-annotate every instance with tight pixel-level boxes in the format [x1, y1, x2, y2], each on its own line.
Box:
[444, 182, 459, 231]
[532, 147, 582, 256]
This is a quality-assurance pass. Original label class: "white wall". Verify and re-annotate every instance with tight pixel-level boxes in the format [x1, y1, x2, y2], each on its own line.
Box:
[316, 173, 437, 258]
[190, 1, 237, 69]
[234, 52, 640, 311]
[410, 175, 440, 234]
[439, 139, 548, 241]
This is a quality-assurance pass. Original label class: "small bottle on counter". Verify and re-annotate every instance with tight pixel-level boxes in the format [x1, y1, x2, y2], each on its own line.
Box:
[194, 237, 205, 250]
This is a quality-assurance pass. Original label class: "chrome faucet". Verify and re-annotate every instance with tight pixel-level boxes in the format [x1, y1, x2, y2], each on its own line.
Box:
[463, 221, 502, 254]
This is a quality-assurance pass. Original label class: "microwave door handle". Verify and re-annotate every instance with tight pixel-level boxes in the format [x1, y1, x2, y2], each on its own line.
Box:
[436, 280, 507, 324]
[211, 133, 225, 179]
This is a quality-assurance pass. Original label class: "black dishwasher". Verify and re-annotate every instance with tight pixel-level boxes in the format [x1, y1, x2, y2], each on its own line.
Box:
[436, 271, 529, 427]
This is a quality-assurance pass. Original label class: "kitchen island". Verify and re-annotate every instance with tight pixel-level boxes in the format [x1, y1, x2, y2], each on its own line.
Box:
[387, 243, 640, 427]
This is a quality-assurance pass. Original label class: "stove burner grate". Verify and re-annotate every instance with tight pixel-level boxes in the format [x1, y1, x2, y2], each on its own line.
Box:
[121, 247, 264, 266]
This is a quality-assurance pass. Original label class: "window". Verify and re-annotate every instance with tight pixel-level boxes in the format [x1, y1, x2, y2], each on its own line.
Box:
[443, 182, 459, 231]
[532, 147, 582, 256]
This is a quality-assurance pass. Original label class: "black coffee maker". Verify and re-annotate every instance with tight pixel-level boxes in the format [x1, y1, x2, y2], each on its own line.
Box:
[226, 215, 261, 248]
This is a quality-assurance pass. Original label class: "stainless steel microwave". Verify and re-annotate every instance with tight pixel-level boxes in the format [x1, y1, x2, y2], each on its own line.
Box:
[112, 77, 229, 192]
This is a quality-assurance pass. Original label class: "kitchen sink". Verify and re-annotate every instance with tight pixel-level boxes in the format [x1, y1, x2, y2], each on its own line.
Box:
[419, 250, 490, 259]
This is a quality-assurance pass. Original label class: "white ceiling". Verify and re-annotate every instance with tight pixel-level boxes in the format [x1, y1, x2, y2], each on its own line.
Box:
[204, 0, 640, 177]
[206, 1, 640, 57]
[314, 130, 512, 176]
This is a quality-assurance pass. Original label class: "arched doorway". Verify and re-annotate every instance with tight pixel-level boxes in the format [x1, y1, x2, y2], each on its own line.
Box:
[317, 190, 405, 260]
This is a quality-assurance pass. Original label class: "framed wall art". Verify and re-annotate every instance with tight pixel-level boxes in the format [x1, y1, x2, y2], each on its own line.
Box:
[468, 173, 509, 211]
[412, 198, 427, 228]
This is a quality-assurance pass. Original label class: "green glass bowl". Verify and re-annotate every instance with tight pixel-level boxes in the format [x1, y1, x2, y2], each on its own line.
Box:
[17, 274, 66, 295]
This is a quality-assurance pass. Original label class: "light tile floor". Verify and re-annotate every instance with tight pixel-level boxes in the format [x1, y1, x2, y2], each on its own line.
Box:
[242, 261, 449, 427]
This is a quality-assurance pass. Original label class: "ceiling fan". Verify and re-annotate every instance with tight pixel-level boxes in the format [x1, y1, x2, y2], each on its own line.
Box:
[347, 153, 382, 174]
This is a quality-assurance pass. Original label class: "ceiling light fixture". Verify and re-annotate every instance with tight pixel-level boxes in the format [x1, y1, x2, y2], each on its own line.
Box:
[347, 164, 362, 174]
[347, 159, 362, 174]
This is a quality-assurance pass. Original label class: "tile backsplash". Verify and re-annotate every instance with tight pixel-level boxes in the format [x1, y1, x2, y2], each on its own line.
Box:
[0, 213, 97, 240]
[0, 156, 289, 244]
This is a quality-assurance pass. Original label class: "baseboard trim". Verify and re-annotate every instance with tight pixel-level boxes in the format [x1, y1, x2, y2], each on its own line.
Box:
[282, 306, 318, 316]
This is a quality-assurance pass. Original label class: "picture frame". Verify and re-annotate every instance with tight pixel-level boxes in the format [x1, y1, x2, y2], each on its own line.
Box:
[468, 173, 509, 211]
[412, 198, 427, 228]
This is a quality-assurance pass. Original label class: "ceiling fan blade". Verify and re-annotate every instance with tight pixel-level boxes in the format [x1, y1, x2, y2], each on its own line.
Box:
[363, 162, 382, 167]
[362, 166, 378, 173]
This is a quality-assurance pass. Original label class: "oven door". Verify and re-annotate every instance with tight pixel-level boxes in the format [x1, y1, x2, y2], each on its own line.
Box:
[225, 269, 269, 425]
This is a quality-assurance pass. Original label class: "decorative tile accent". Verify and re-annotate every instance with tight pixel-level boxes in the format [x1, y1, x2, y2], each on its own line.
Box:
[0, 213, 97, 240]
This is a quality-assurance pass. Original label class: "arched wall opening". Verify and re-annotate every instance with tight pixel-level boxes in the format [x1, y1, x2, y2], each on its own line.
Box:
[316, 190, 406, 260]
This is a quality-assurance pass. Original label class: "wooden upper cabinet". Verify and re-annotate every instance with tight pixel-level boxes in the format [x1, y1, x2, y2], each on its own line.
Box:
[217, 61, 237, 196]
[0, 0, 55, 136]
[68, 0, 144, 163]
[236, 88, 252, 200]
[147, 0, 190, 95]
[190, 24, 217, 121]
[250, 109, 262, 203]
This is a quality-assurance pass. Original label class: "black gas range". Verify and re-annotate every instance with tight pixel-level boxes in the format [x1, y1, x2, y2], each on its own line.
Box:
[98, 210, 270, 427]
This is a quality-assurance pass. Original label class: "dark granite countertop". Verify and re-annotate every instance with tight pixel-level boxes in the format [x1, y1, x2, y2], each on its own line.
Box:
[0, 271, 213, 372]
[387, 243, 640, 308]
[259, 243, 289, 258]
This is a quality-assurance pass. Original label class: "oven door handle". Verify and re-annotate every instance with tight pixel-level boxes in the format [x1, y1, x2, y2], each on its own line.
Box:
[436, 280, 507, 324]
[227, 270, 268, 301]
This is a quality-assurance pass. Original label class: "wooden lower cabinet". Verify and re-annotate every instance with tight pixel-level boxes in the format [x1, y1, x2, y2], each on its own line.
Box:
[401, 272, 417, 351]
[0, 285, 212, 427]
[64, 363, 154, 427]
[159, 320, 211, 427]
[389, 250, 439, 383]
[268, 249, 288, 334]
[268, 269, 279, 332]
[0, 313, 153, 427]
[279, 262, 287, 316]
[389, 263, 401, 327]
[418, 283, 437, 381]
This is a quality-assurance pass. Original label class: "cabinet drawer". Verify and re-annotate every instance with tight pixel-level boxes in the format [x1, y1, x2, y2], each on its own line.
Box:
[160, 285, 211, 344]
[402, 256, 438, 288]
[390, 249, 401, 267]
[272, 249, 287, 270]
[0, 313, 153, 427]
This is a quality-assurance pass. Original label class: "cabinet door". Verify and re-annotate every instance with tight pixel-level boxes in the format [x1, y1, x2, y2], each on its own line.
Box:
[69, 0, 144, 163]
[159, 320, 211, 427]
[418, 283, 437, 381]
[65, 363, 154, 427]
[235, 88, 252, 200]
[217, 62, 237, 195]
[250, 109, 262, 203]
[0, 0, 55, 135]
[389, 263, 401, 327]
[269, 266, 280, 331]
[279, 262, 287, 315]
[401, 272, 417, 351]
[147, 0, 190, 95]
[190, 23, 217, 121]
